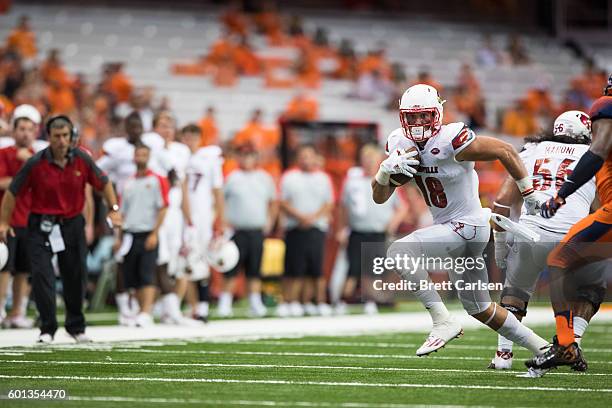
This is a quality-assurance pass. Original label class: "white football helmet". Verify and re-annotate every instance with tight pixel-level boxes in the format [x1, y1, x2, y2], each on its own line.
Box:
[553, 110, 591, 142]
[399, 84, 445, 143]
[206, 238, 239, 273]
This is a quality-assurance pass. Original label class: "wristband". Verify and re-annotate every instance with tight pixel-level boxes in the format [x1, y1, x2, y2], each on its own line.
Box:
[515, 177, 534, 197]
[375, 168, 390, 186]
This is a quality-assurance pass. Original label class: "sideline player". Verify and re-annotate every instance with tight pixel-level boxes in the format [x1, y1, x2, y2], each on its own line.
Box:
[0, 105, 41, 328]
[490, 111, 606, 371]
[180, 124, 225, 321]
[142, 112, 198, 325]
[373, 84, 548, 357]
[97, 112, 159, 325]
[527, 75, 612, 371]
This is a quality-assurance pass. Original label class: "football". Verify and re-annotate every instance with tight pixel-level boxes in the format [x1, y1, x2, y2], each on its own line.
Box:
[389, 146, 420, 187]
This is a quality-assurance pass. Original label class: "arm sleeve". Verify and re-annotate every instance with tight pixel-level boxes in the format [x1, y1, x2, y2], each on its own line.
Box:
[280, 172, 291, 201]
[266, 173, 276, 201]
[0, 150, 8, 177]
[322, 173, 335, 204]
[8, 155, 36, 196]
[558, 150, 604, 200]
[451, 126, 477, 156]
[78, 149, 109, 190]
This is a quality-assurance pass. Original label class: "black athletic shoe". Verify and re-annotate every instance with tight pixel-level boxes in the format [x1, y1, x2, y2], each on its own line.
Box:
[525, 336, 587, 372]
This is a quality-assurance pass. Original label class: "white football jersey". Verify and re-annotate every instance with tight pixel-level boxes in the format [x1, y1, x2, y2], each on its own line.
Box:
[96, 137, 136, 196]
[385, 122, 489, 226]
[185, 146, 224, 226]
[96, 136, 165, 196]
[519, 141, 595, 234]
[142, 132, 191, 181]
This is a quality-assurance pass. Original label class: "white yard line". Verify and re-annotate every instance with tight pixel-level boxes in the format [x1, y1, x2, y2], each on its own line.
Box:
[48, 396, 492, 408]
[0, 374, 610, 393]
[213, 340, 612, 354]
[3, 347, 612, 364]
[3, 359, 611, 376]
[2, 308, 611, 348]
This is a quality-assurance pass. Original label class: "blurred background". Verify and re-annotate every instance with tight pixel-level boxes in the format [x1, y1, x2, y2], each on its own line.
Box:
[0, 0, 610, 317]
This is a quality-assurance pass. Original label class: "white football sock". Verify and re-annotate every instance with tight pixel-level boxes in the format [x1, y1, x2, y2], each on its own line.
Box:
[424, 300, 450, 325]
[249, 292, 264, 309]
[116, 292, 130, 315]
[197, 301, 209, 317]
[573, 316, 589, 345]
[497, 311, 548, 355]
[162, 293, 182, 320]
[497, 334, 514, 353]
[129, 294, 140, 314]
[218, 292, 233, 310]
[19, 296, 29, 317]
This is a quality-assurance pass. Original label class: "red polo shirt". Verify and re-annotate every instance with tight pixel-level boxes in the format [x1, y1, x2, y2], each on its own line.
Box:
[0, 146, 34, 227]
[10, 147, 109, 218]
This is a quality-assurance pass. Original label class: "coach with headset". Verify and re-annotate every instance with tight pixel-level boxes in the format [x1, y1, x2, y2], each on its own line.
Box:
[0, 115, 122, 344]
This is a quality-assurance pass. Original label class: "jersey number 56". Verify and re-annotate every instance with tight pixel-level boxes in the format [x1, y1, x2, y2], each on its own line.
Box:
[533, 158, 575, 192]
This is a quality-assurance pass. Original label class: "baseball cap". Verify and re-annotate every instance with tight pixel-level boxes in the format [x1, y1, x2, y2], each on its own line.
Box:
[12, 104, 41, 125]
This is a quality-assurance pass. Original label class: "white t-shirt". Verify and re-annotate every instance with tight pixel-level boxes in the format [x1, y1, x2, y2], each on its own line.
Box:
[385, 122, 490, 226]
[342, 166, 400, 232]
[225, 169, 276, 229]
[280, 169, 334, 231]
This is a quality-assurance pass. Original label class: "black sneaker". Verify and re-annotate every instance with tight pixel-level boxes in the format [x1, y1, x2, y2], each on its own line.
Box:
[525, 336, 587, 371]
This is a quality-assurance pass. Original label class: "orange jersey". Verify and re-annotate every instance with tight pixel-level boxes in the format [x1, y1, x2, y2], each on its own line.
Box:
[590, 96, 612, 205]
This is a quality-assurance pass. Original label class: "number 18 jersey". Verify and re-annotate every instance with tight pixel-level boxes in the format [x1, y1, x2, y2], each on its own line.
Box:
[519, 141, 596, 233]
[385, 122, 490, 226]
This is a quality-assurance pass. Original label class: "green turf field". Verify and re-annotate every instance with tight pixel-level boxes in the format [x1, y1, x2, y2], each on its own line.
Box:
[0, 322, 611, 407]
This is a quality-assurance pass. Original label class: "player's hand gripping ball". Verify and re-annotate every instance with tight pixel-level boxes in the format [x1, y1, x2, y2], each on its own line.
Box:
[389, 146, 421, 187]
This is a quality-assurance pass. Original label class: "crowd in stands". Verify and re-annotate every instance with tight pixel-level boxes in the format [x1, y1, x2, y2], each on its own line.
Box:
[0, 3, 608, 319]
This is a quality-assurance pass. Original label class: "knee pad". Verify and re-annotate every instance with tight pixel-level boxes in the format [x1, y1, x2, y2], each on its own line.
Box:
[576, 285, 606, 314]
[500, 302, 528, 318]
[500, 286, 530, 317]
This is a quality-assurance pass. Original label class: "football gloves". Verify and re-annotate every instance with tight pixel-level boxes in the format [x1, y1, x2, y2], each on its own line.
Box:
[380, 149, 420, 176]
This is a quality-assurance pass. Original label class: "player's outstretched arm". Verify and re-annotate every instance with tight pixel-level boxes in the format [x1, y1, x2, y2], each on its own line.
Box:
[455, 136, 527, 180]
[542, 118, 612, 218]
[456, 136, 539, 213]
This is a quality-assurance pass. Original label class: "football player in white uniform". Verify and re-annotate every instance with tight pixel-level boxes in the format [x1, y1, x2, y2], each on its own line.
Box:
[490, 111, 606, 371]
[97, 112, 162, 325]
[373, 84, 549, 358]
[142, 112, 200, 325]
[180, 124, 225, 321]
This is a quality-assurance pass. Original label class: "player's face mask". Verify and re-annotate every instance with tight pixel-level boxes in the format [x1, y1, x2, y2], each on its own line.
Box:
[400, 109, 439, 143]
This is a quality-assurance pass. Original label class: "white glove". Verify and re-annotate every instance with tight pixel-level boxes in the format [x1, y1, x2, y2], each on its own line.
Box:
[376, 149, 420, 185]
[516, 177, 545, 216]
[523, 191, 547, 216]
[493, 230, 510, 270]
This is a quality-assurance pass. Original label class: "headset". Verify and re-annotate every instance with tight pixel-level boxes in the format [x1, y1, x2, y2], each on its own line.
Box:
[45, 115, 78, 143]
